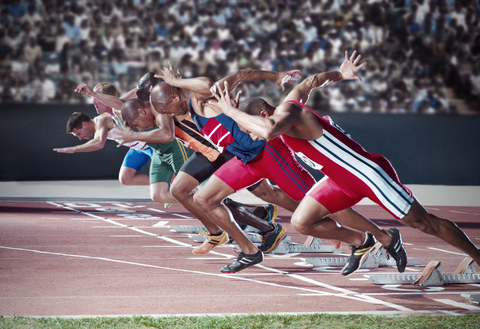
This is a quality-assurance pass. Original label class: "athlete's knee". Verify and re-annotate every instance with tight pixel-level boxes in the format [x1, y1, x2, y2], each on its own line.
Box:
[151, 189, 169, 204]
[118, 174, 134, 186]
[170, 181, 190, 201]
[192, 191, 208, 209]
[291, 212, 312, 235]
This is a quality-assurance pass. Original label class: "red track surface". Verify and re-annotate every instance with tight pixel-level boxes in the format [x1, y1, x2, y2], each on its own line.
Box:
[0, 200, 479, 317]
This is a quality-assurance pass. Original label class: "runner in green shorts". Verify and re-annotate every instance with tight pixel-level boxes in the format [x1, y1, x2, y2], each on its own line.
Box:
[147, 139, 190, 205]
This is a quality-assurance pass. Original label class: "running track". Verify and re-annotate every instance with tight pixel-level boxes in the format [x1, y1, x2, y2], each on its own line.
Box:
[0, 200, 479, 317]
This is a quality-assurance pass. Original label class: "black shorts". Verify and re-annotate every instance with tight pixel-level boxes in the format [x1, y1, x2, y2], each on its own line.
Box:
[179, 151, 262, 191]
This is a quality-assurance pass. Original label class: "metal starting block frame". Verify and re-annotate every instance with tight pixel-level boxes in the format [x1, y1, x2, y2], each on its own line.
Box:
[186, 233, 342, 255]
[462, 293, 480, 304]
[170, 224, 257, 233]
[365, 257, 480, 286]
[277, 236, 343, 254]
[303, 242, 424, 269]
[187, 232, 272, 244]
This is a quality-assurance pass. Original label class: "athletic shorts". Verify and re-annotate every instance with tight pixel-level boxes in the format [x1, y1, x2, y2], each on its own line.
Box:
[307, 175, 413, 220]
[213, 137, 314, 201]
[121, 147, 153, 171]
[149, 140, 189, 185]
[179, 150, 263, 192]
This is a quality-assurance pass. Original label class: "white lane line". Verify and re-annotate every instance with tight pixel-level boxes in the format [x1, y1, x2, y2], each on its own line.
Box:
[46, 201, 412, 312]
[148, 208, 193, 219]
[433, 299, 480, 311]
[450, 210, 480, 216]
[427, 247, 468, 257]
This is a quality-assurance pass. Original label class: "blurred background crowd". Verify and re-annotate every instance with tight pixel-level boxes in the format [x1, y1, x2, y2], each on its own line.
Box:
[1, 0, 479, 113]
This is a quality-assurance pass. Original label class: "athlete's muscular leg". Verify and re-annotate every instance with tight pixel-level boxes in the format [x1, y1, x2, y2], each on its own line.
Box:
[194, 176, 259, 255]
[170, 172, 223, 234]
[400, 198, 480, 265]
[119, 166, 150, 186]
[222, 198, 272, 231]
[150, 181, 178, 204]
[250, 180, 299, 213]
[291, 196, 366, 246]
[329, 208, 393, 246]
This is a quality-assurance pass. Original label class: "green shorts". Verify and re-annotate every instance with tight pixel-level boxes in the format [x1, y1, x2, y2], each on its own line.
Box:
[148, 140, 189, 185]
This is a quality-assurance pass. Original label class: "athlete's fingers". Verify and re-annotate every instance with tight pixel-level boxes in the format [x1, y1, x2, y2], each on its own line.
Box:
[210, 86, 221, 101]
[223, 81, 231, 94]
[349, 50, 357, 62]
[353, 54, 362, 65]
[345, 50, 348, 61]
[168, 61, 174, 72]
[234, 90, 241, 104]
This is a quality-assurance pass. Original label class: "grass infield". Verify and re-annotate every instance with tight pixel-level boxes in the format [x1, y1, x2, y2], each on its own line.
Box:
[1, 314, 480, 329]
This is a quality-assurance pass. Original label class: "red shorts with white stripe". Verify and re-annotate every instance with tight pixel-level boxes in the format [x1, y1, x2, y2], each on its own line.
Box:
[213, 137, 315, 201]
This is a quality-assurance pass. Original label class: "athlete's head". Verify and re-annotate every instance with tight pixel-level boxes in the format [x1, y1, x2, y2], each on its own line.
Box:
[239, 97, 275, 116]
[238, 98, 276, 141]
[121, 98, 155, 131]
[66, 112, 95, 140]
[150, 81, 190, 117]
[92, 82, 119, 115]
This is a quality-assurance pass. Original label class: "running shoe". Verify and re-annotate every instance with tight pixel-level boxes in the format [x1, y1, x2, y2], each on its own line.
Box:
[258, 223, 286, 254]
[192, 231, 229, 255]
[220, 250, 264, 273]
[384, 228, 407, 273]
[341, 232, 375, 276]
[263, 204, 279, 223]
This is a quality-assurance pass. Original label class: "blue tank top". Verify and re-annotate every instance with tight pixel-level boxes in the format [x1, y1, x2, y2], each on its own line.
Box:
[189, 101, 266, 164]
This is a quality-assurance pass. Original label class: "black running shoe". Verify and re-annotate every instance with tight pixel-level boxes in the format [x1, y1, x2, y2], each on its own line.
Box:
[258, 223, 286, 254]
[220, 250, 264, 273]
[341, 232, 375, 276]
[384, 228, 407, 273]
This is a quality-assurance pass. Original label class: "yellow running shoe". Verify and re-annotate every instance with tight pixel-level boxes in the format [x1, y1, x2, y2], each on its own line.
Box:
[192, 231, 229, 255]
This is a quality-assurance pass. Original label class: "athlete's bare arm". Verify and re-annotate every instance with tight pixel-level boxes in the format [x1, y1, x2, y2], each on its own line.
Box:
[53, 114, 111, 153]
[217, 69, 302, 92]
[210, 50, 367, 141]
[284, 50, 366, 105]
[156, 62, 303, 102]
[74, 84, 139, 113]
[210, 81, 299, 141]
[111, 105, 176, 145]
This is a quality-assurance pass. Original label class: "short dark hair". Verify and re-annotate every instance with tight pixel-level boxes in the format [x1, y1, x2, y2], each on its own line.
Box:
[66, 112, 90, 133]
[239, 97, 270, 115]
[150, 81, 189, 114]
[121, 98, 145, 127]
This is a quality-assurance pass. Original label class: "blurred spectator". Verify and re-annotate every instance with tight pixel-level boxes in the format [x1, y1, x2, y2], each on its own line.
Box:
[0, 0, 476, 113]
[62, 15, 82, 47]
[56, 71, 78, 103]
[23, 35, 42, 67]
[272, 51, 292, 71]
[35, 72, 56, 103]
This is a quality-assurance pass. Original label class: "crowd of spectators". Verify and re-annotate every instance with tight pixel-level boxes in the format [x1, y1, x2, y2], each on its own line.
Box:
[1, 0, 479, 113]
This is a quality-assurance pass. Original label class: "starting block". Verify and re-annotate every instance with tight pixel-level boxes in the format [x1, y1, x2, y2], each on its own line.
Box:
[170, 224, 257, 233]
[170, 225, 205, 233]
[365, 257, 480, 286]
[282, 236, 343, 254]
[462, 293, 480, 304]
[303, 242, 423, 269]
[187, 232, 285, 244]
